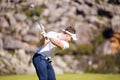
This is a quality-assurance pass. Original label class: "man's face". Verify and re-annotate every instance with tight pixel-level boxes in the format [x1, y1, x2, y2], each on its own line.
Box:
[65, 34, 72, 41]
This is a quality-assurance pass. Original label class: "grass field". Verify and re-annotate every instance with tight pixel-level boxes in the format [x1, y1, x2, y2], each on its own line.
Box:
[0, 73, 120, 80]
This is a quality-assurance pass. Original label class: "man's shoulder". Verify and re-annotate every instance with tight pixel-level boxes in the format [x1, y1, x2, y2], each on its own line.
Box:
[47, 31, 59, 35]
[48, 31, 57, 33]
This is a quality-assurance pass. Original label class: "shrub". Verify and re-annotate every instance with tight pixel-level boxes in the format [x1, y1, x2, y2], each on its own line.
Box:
[76, 44, 94, 55]
[95, 0, 105, 3]
[24, 6, 42, 17]
[54, 42, 76, 56]
[93, 31, 104, 48]
[85, 54, 120, 73]
[108, 0, 120, 5]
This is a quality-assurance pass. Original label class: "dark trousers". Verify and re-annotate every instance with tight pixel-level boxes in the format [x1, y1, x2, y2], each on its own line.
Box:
[32, 54, 56, 80]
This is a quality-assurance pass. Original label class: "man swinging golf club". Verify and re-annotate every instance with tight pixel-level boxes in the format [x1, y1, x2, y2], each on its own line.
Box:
[32, 24, 77, 80]
[30, 3, 77, 80]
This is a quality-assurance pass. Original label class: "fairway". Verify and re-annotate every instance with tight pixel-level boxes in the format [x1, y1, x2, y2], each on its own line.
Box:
[0, 73, 120, 80]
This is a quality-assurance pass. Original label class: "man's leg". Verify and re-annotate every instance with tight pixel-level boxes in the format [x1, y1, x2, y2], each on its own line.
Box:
[33, 55, 48, 80]
[47, 62, 56, 80]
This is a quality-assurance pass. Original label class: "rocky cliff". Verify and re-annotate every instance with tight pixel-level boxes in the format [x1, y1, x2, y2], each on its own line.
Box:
[0, 0, 120, 75]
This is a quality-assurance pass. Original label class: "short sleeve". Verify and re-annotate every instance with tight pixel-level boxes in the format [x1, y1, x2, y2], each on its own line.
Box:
[45, 31, 55, 38]
[61, 40, 69, 49]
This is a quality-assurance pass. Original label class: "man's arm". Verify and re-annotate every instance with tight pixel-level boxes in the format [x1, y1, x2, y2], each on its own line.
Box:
[39, 35, 64, 49]
[44, 31, 66, 49]
[39, 31, 49, 46]
[49, 38, 64, 49]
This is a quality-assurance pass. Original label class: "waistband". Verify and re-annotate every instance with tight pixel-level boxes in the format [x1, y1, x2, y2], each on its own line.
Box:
[33, 53, 52, 63]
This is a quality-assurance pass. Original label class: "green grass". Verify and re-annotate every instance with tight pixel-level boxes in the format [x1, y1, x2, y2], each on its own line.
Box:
[0, 73, 120, 80]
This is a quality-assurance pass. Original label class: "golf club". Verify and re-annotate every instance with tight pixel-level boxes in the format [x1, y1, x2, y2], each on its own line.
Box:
[29, 3, 45, 31]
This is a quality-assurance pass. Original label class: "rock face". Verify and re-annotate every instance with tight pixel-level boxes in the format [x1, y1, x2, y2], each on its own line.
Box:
[0, 50, 35, 75]
[0, 0, 120, 75]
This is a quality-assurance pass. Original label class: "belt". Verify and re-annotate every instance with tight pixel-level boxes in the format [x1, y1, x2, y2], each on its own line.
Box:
[45, 57, 52, 63]
[34, 53, 52, 63]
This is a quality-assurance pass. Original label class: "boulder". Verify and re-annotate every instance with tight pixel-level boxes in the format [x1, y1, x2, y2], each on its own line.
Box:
[3, 36, 25, 49]
[5, 12, 17, 26]
[0, 34, 3, 50]
[53, 56, 67, 69]
[111, 16, 120, 33]
[0, 16, 9, 28]
[3, 35, 37, 53]
[15, 13, 27, 22]
[75, 22, 94, 44]
[22, 34, 39, 44]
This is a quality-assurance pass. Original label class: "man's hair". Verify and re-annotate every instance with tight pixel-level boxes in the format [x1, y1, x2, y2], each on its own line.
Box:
[65, 26, 76, 34]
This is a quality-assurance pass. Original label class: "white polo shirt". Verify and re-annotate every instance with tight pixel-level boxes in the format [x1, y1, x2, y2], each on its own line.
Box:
[36, 31, 69, 57]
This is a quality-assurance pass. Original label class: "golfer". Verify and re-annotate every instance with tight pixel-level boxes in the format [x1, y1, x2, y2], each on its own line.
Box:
[32, 26, 77, 80]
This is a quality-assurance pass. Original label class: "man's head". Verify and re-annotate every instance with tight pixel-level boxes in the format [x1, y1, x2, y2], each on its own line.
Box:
[63, 26, 77, 41]
[65, 26, 76, 34]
